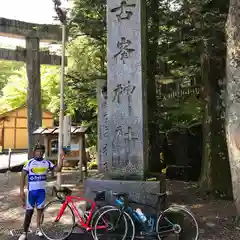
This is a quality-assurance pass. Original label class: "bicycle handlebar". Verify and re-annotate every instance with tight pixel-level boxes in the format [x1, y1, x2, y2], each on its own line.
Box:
[52, 186, 72, 200]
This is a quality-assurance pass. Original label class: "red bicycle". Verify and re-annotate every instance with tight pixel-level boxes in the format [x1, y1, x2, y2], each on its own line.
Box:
[40, 186, 115, 240]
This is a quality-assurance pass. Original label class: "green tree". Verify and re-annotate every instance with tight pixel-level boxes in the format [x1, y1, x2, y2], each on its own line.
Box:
[0, 60, 23, 94]
[0, 65, 60, 114]
[67, 0, 232, 197]
[154, 0, 232, 197]
[64, 36, 105, 145]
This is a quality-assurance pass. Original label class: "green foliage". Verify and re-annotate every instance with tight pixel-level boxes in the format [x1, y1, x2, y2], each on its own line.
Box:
[0, 60, 23, 94]
[0, 65, 60, 115]
[70, 0, 106, 42]
[159, 95, 203, 130]
[88, 160, 97, 170]
[65, 0, 107, 146]
[41, 66, 60, 114]
[64, 36, 106, 146]
[0, 66, 27, 111]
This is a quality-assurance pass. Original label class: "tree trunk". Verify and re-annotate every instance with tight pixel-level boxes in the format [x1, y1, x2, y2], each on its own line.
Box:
[199, 41, 212, 191]
[200, 36, 232, 198]
[146, 0, 161, 172]
[225, 0, 240, 214]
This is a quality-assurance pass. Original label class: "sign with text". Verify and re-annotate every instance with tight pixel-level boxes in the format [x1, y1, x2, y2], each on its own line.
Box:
[106, 0, 148, 179]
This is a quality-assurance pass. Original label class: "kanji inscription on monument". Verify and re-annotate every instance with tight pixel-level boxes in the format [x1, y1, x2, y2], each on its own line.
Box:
[107, 0, 148, 180]
[110, 0, 136, 21]
[97, 80, 108, 172]
[113, 82, 136, 103]
[114, 37, 135, 64]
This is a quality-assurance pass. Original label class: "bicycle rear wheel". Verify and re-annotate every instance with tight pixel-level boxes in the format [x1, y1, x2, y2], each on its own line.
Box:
[156, 205, 199, 240]
[90, 205, 116, 239]
[40, 200, 75, 240]
[94, 208, 135, 240]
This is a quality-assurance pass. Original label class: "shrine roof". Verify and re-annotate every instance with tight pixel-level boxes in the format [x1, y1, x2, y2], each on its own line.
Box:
[33, 126, 88, 135]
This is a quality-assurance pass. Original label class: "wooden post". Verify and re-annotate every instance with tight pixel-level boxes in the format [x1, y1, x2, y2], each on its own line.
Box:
[43, 136, 49, 158]
[6, 148, 12, 183]
[78, 134, 83, 182]
[82, 134, 88, 177]
[7, 148, 12, 170]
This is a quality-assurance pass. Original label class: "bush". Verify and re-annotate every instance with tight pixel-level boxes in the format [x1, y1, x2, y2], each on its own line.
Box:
[88, 160, 98, 170]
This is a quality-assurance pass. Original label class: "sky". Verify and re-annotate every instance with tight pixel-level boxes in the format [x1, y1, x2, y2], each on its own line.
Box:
[0, 0, 70, 46]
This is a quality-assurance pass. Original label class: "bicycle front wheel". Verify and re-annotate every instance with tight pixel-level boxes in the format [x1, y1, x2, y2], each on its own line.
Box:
[156, 205, 199, 240]
[94, 208, 135, 240]
[40, 200, 75, 240]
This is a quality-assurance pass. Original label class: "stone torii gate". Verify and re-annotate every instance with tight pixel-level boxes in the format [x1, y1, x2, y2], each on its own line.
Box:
[0, 17, 66, 156]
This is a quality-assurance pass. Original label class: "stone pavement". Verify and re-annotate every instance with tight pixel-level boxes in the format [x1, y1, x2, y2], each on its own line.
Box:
[0, 171, 84, 240]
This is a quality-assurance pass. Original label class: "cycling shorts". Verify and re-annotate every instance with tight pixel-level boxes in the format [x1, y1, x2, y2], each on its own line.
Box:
[26, 189, 46, 210]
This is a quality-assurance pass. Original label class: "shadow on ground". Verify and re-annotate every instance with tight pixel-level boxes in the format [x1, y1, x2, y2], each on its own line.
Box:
[167, 180, 239, 239]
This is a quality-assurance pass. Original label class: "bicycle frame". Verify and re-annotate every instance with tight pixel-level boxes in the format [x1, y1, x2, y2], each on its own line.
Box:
[116, 198, 175, 236]
[116, 199, 149, 231]
[55, 195, 107, 231]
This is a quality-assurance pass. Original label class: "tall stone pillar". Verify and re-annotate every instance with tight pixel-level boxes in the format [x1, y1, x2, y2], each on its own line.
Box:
[84, 1, 165, 207]
[26, 37, 42, 157]
[106, 0, 148, 180]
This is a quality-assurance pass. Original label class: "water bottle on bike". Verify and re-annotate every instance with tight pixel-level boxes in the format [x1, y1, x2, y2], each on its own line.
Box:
[136, 208, 147, 222]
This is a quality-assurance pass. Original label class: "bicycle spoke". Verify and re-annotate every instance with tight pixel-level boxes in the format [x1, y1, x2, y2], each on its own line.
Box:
[94, 208, 135, 240]
[156, 206, 199, 240]
[40, 200, 75, 240]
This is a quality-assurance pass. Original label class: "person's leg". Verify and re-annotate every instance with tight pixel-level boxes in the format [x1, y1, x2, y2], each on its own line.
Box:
[23, 209, 34, 232]
[18, 192, 35, 240]
[35, 189, 46, 237]
[36, 208, 43, 229]
[24, 190, 35, 231]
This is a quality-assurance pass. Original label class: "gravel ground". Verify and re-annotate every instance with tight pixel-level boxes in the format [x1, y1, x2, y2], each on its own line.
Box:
[167, 181, 240, 239]
[0, 170, 239, 239]
[0, 171, 84, 240]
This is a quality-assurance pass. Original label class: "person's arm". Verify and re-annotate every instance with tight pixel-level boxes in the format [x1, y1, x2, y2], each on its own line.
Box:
[49, 151, 65, 173]
[53, 155, 64, 172]
[20, 161, 29, 204]
[20, 170, 27, 194]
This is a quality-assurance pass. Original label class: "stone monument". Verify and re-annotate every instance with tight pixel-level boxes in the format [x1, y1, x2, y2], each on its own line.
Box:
[0, 18, 65, 157]
[97, 79, 108, 172]
[107, 0, 148, 180]
[85, 0, 165, 206]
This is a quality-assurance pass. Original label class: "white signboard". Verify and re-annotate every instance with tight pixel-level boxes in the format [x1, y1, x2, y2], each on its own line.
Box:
[63, 115, 71, 147]
[71, 143, 80, 151]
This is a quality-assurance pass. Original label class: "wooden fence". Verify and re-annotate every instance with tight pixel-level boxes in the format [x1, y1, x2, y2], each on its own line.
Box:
[156, 84, 201, 101]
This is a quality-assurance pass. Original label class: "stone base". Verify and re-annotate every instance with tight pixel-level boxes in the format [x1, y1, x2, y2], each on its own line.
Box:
[84, 178, 167, 213]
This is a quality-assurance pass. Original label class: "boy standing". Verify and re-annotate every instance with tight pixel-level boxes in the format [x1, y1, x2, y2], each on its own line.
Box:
[18, 144, 64, 240]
